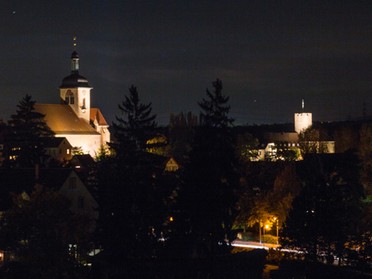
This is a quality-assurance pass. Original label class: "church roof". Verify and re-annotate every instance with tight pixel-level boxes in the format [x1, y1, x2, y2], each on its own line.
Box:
[34, 104, 99, 135]
[90, 108, 109, 126]
[60, 72, 91, 88]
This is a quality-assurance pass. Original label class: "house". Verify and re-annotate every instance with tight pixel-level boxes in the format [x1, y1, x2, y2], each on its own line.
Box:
[42, 137, 73, 163]
[70, 154, 96, 170]
[164, 157, 180, 172]
[0, 168, 98, 231]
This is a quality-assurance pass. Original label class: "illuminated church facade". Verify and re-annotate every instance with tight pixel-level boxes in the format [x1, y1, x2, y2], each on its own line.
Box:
[35, 49, 110, 157]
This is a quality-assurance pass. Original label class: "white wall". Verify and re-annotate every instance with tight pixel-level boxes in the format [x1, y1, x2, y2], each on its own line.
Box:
[55, 134, 102, 157]
[294, 113, 312, 134]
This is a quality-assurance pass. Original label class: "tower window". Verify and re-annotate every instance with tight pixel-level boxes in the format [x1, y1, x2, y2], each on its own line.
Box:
[66, 91, 75, 105]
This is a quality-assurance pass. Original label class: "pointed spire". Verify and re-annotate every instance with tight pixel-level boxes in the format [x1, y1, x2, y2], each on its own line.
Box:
[71, 35, 79, 73]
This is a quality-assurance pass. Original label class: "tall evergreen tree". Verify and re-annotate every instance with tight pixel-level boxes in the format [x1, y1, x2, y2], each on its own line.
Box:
[6, 94, 53, 167]
[198, 79, 233, 128]
[178, 79, 239, 256]
[112, 85, 156, 154]
[97, 86, 170, 259]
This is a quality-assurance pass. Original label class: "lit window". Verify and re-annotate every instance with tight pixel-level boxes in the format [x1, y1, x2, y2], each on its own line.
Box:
[67, 149, 70, 155]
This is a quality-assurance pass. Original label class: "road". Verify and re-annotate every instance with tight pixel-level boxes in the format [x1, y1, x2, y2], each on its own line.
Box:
[231, 239, 280, 250]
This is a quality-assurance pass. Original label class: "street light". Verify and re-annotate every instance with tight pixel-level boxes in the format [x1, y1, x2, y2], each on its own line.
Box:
[273, 217, 279, 244]
[259, 219, 262, 244]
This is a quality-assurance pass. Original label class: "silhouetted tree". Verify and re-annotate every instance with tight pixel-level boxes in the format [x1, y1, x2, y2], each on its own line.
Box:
[0, 185, 91, 279]
[97, 86, 172, 260]
[112, 85, 156, 154]
[178, 79, 239, 256]
[199, 79, 234, 128]
[168, 112, 197, 159]
[282, 153, 364, 262]
[359, 123, 372, 196]
[5, 95, 53, 167]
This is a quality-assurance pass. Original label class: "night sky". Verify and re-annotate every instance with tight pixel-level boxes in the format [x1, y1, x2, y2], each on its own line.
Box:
[1, 0, 372, 126]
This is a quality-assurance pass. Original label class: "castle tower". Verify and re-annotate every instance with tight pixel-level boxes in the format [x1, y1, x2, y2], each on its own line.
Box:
[294, 99, 312, 134]
[59, 38, 92, 123]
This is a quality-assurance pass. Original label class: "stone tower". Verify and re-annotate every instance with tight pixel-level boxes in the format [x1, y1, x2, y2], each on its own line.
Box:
[294, 99, 312, 134]
[59, 48, 92, 123]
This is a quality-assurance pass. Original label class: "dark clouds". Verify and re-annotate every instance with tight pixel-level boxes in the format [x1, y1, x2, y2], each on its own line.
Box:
[1, 0, 372, 125]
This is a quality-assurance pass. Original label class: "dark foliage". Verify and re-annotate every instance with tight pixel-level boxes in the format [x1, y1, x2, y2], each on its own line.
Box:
[198, 79, 233, 128]
[112, 85, 156, 154]
[4, 94, 53, 167]
[176, 79, 240, 256]
[97, 86, 176, 259]
[92, 249, 267, 279]
[0, 185, 91, 279]
[282, 153, 364, 258]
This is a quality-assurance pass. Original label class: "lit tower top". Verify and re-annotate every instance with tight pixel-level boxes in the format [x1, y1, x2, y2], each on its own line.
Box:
[59, 36, 93, 123]
[60, 36, 90, 88]
[71, 36, 79, 73]
[294, 99, 312, 134]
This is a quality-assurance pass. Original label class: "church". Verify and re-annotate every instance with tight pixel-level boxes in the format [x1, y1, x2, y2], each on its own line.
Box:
[34, 49, 110, 157]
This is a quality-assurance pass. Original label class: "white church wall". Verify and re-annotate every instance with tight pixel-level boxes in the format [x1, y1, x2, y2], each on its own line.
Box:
[55, 134, 102, 157]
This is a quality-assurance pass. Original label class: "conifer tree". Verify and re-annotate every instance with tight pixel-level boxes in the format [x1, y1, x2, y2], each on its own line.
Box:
[178, 79, 239, 256]
[199, 78, 233, 128]
[6, 94, 53, 167]
[112, 85, 156, 154]
[98, 86, 168, 259]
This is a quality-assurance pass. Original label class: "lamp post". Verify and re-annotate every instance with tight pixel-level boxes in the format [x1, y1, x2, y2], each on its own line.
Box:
[273, 217, 279, 245]
[259, 220, 262, 244]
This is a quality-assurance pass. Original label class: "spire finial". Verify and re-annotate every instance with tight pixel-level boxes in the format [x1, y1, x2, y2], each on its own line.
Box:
[73, 35, 77, 50]
[71, 36, 79, 73]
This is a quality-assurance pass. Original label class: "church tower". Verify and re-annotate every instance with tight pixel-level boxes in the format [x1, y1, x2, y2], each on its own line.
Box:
[294, 99, 312, 134]
[59, 39, 92, 123]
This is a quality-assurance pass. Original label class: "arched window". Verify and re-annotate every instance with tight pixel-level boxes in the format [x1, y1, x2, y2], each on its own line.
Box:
[66, 91, 74, 105]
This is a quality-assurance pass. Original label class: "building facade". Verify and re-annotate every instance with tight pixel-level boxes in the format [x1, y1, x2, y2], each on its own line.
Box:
[34, 50, 110, 157]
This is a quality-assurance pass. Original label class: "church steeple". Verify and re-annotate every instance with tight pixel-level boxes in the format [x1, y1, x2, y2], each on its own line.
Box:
[71, 51, 79, 73]
[60, 37, 92, 123]
[60, 36, 90, 88]
[71, 36, 79, 73]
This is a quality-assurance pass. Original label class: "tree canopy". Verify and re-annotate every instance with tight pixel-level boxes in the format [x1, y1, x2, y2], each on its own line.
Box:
[199, 79, 234, 128]
[112, 85, 157, 153]
[5, 94, 53, 167]
[177, 79, 239, 256]
[282, 153, 364, 260]
[0, 185, 91, 278]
